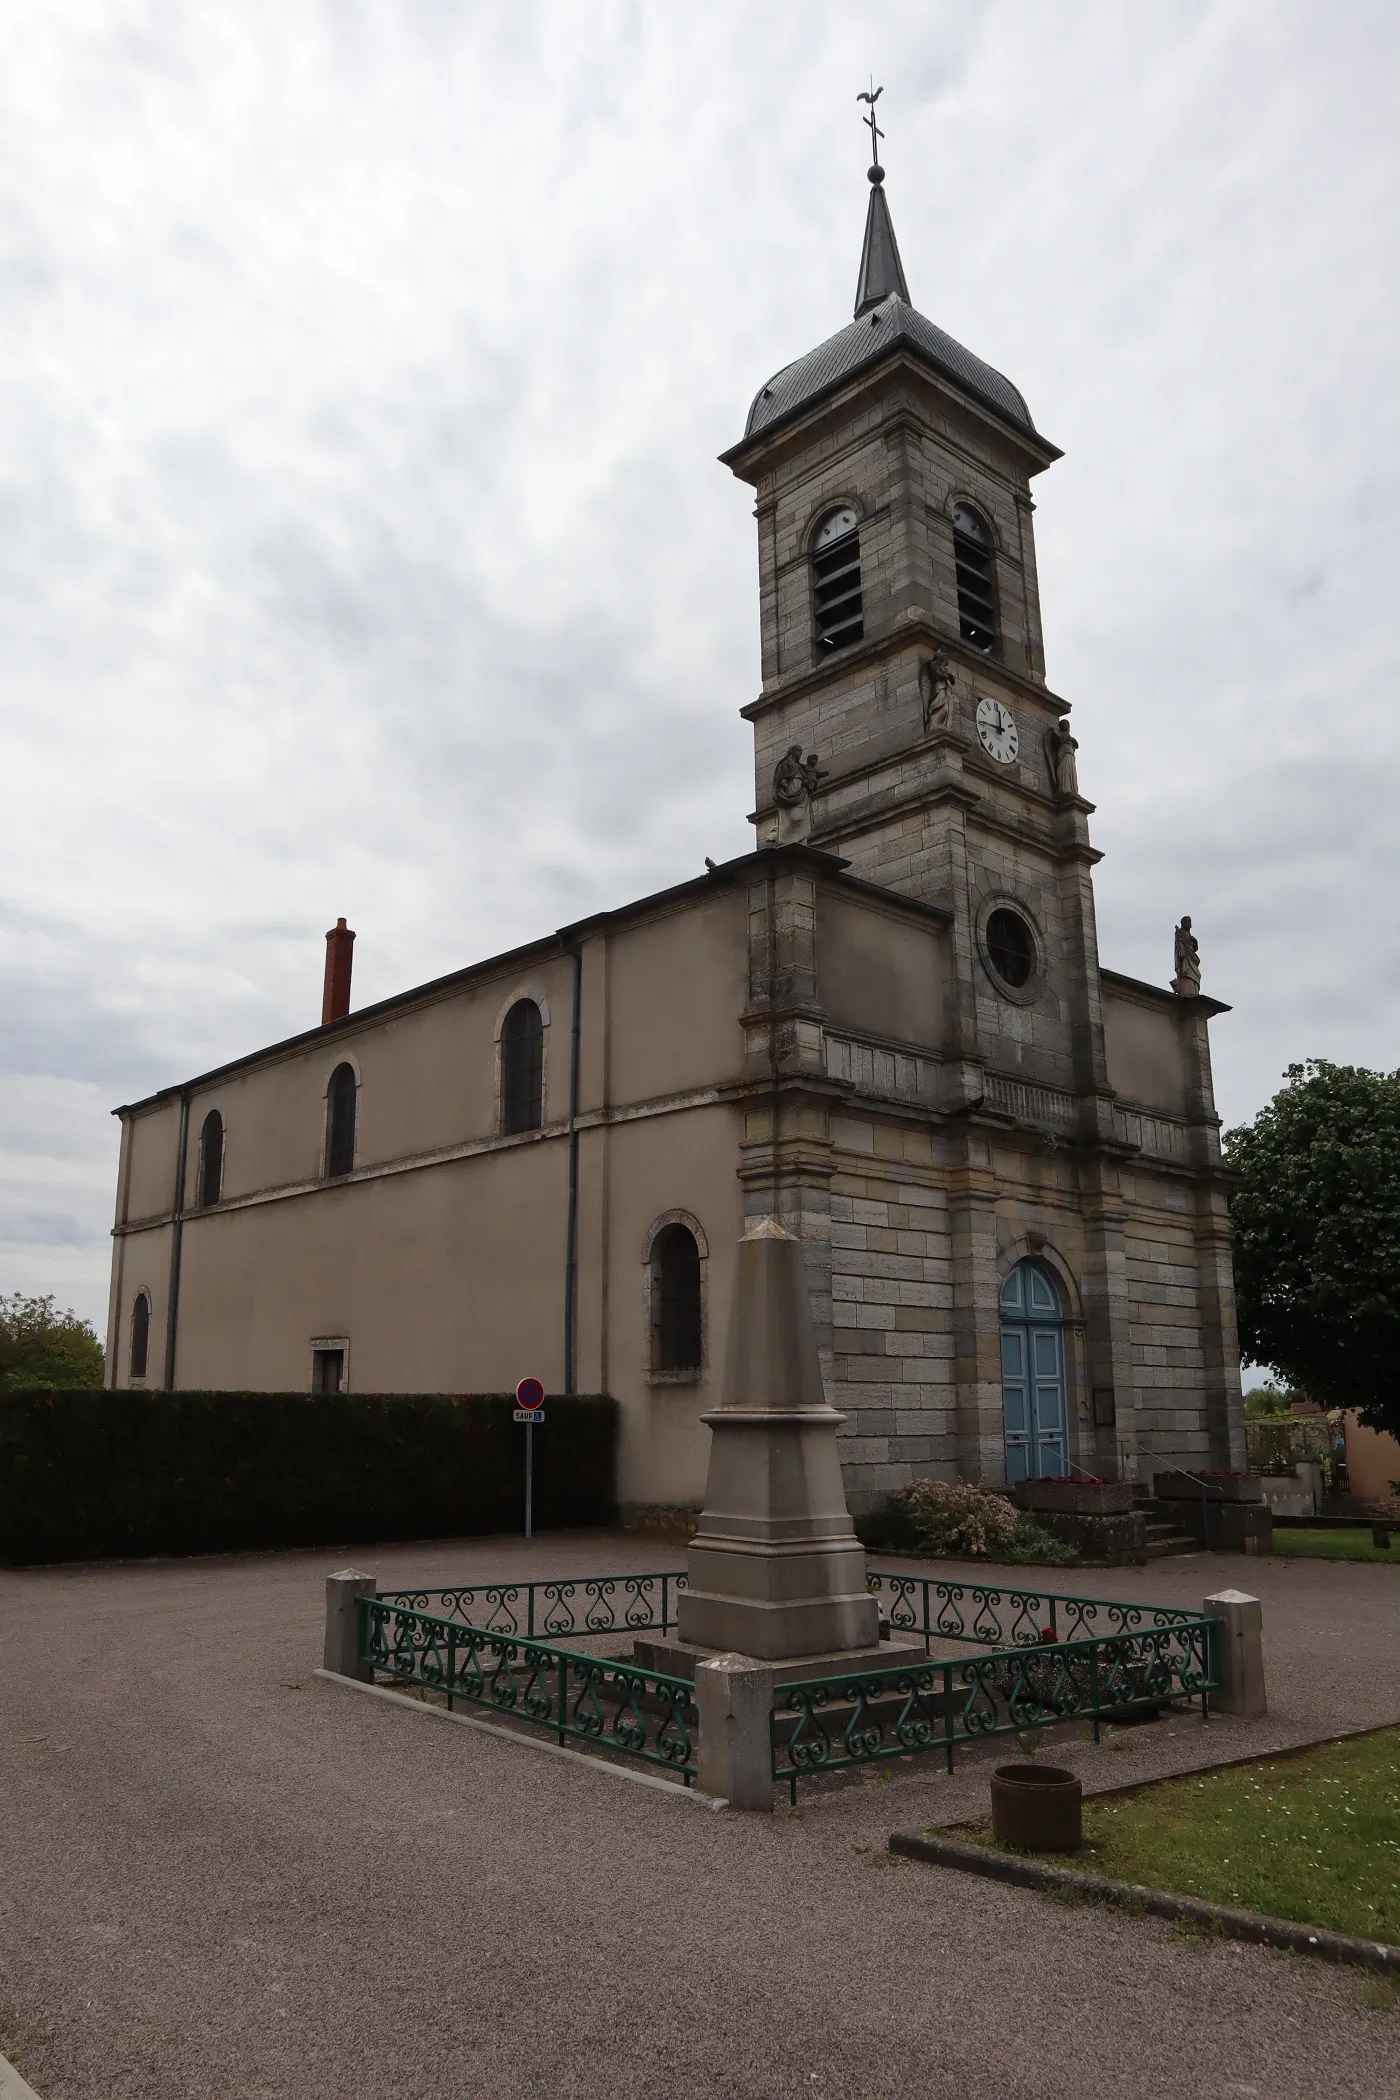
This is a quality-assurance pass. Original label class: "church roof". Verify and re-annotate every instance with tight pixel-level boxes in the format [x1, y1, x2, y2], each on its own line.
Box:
[730, 172, 1045, 455]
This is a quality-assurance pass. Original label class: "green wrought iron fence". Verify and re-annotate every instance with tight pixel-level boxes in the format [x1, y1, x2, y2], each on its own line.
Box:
[366, 1568, 1217, 1802]
[359, 1595, 696, 1779]
[376, 1569, 687, 1643]
[771, 1617, 1219, 1801]
[376, 1568, 1203, 1653]
[864, 1568, 1205, 1651]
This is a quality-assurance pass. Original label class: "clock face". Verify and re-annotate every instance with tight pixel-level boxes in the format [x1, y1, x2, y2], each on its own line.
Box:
[975, 696, 1018, 764]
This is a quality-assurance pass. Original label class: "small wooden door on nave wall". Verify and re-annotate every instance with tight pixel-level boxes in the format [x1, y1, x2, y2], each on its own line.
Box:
[1000, 1260, 1068, 1486]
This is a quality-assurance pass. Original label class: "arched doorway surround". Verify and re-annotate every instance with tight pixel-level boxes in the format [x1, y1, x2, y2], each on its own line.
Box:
[1000, 1260, 1068, 1485]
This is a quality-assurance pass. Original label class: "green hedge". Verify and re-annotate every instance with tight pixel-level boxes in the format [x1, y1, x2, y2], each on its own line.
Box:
[0, 1390, 617, 1566]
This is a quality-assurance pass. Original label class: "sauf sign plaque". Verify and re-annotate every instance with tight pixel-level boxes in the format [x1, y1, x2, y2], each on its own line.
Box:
[513, 1378, 545, 1537]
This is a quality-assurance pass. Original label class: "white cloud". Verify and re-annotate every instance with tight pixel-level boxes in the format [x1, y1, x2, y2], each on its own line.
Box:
[1, 0, 1396, 1332]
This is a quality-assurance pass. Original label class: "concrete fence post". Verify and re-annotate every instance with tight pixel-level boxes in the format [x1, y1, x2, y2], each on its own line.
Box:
[1204, 1588, 1266, 1717]
[324, 1568, 378, 1681]
[694, 1653, 775, 1811]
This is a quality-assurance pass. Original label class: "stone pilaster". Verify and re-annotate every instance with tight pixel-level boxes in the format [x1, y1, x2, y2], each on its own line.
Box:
[947, 1135, 1006, 1485]
[1077, 1158, 1141, 1481]
[1177, 995, 1244, 1468]
[1196, 1183, 1247, 1471]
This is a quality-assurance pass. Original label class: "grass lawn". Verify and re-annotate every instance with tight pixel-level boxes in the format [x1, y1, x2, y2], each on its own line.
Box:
[953, 1728, 1400, 1943]
[1274, 1528, 1400, 1564]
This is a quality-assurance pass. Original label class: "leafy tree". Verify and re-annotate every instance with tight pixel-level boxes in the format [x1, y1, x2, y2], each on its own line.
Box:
[1225, 1061, 1400, 1441]
[0, 1293, 104, 1390]
[1243, 1383, 1295, 1421]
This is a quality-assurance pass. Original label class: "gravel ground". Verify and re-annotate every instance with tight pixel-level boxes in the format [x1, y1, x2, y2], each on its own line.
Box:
[2, 1531, 1398, 2100]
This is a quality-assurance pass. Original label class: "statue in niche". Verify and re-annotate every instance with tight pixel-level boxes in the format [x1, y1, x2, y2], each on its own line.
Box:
[1045, 716, 1080, 798]
[772, 743, 826, 842]
[919, 650, 956, 735]
[1172, 916, 1202, 997]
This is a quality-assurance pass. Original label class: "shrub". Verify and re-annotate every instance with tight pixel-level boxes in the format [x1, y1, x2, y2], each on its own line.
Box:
[863, 1479, 1080, 1566]
[0, 1390, 617, 1566]
[1001, 1516, 1080, 1567]
[884, 1479, 1021, 1557]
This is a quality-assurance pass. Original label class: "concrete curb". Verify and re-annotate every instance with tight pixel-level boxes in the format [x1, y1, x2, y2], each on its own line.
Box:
[313, 1668, 727, 1807]
[888, 1830, 1400, 1974]
[0, 2048, 42, 2098]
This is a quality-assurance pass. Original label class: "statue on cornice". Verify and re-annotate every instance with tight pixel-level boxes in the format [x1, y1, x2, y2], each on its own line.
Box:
[919, 650, 956, 735]
[773, 743, 826, 842]
[1172, 916, 1202, 997]
[1045, 716, 1080, 798]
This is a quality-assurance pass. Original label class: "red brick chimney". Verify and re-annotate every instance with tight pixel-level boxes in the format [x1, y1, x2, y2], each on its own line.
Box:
[322, 917, 355, 1024]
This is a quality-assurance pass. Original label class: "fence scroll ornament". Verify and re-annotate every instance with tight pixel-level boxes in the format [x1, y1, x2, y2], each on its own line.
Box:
[362, 1568, 1219, 1796]
[360, 1596, 696, 1778]
[771, 1620, 1216, 1797]
[376, 1569, 686, 1642]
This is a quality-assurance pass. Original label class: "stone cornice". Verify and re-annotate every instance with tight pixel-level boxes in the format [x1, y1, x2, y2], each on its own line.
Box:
[741, 617, 1068, 725]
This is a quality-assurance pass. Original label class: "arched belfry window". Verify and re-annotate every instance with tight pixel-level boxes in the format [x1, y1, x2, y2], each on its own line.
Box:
[812, 506, 864, 653]
[326, 1063, 357, 1178]
[197, 1109, 223, 1207]
[501, 1000, 544, 1134]
[652, 1223, 702, 1375]
[129, 1291, 151, 1381]
[952, 503, 998, 653]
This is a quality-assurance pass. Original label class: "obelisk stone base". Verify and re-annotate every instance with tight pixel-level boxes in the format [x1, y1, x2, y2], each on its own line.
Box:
[675, 1220, 880, 1663]
[634, 1631, 925, 1687]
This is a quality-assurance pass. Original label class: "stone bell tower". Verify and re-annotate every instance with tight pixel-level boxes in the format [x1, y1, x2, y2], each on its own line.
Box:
[720, 141, 1122, 1141]
[715, 126, 1236, 1503]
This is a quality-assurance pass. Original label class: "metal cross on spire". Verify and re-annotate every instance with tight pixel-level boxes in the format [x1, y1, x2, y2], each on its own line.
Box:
[857, 82, 885, 177]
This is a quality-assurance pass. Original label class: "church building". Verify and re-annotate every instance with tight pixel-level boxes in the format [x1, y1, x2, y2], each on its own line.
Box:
[105, 154, 1246, 1514]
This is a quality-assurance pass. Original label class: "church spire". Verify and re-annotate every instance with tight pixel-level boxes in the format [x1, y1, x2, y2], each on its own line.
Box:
[853, 86, 910, 316]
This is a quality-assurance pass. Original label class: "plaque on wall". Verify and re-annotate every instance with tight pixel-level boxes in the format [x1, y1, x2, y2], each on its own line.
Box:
[1092, 1387, 1117, 1428]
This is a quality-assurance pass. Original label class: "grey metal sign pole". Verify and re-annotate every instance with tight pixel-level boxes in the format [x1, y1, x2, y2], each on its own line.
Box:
[514, 1378, 545, 1539]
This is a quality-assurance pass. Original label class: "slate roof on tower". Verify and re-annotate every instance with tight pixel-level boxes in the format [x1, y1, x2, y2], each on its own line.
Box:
[727, 168, 1050, 457]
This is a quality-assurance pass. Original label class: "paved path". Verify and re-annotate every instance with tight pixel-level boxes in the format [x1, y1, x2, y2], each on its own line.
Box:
[2, 1532, 1398, 2099]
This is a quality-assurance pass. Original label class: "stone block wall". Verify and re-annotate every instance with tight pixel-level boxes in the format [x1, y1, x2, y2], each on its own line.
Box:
[827, 1135, 958, 1509]
[816, 1102, 1238, 1510]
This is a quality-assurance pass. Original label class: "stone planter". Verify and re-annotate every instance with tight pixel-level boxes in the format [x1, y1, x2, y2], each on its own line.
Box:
[990, 1763, 1083, 1852]
[1153, 1473, 1265, 1505]
[1259, 1474, 1312, 1518]
[1014, 1479, 1134, 1517]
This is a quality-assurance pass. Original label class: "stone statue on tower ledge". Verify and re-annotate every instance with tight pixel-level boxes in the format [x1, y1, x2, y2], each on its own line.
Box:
[1173, 915, 1202, 996]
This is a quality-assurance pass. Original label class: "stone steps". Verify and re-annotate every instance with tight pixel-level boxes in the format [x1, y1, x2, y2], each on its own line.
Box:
[1135, 1497, 1201, 1558]
[1143, 1520, 1199, 1558]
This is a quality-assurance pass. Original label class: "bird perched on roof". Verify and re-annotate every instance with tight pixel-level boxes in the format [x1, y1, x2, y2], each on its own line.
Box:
[704, 857, 718, 873]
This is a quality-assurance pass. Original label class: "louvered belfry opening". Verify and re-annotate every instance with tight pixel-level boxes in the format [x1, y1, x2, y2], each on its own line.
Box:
[812, 507, 864, 652]
[952, 503, 998, 653]
[501, 999, 544, 1134]
[653, 1223, 702, 1373]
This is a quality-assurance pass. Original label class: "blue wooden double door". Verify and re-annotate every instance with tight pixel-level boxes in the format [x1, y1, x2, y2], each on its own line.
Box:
[1000, 1260, 1068, 1485]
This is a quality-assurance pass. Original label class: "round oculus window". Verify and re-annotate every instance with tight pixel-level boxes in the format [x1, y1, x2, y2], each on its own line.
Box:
[985, 908, 1036, 989]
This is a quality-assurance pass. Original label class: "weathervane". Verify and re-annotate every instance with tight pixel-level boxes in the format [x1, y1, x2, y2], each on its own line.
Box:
[857, 81, 885, 179]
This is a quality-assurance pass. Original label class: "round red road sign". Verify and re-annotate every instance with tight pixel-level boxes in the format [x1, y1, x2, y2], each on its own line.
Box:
[516, 1377, 545, 1411]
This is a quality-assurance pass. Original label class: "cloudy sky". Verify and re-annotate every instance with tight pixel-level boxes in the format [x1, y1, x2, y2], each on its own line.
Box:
[2, 0, 1397, 1338]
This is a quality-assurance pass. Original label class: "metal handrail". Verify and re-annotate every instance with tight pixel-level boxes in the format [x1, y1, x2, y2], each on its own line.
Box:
[1153, 1455, 1230, 1549]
